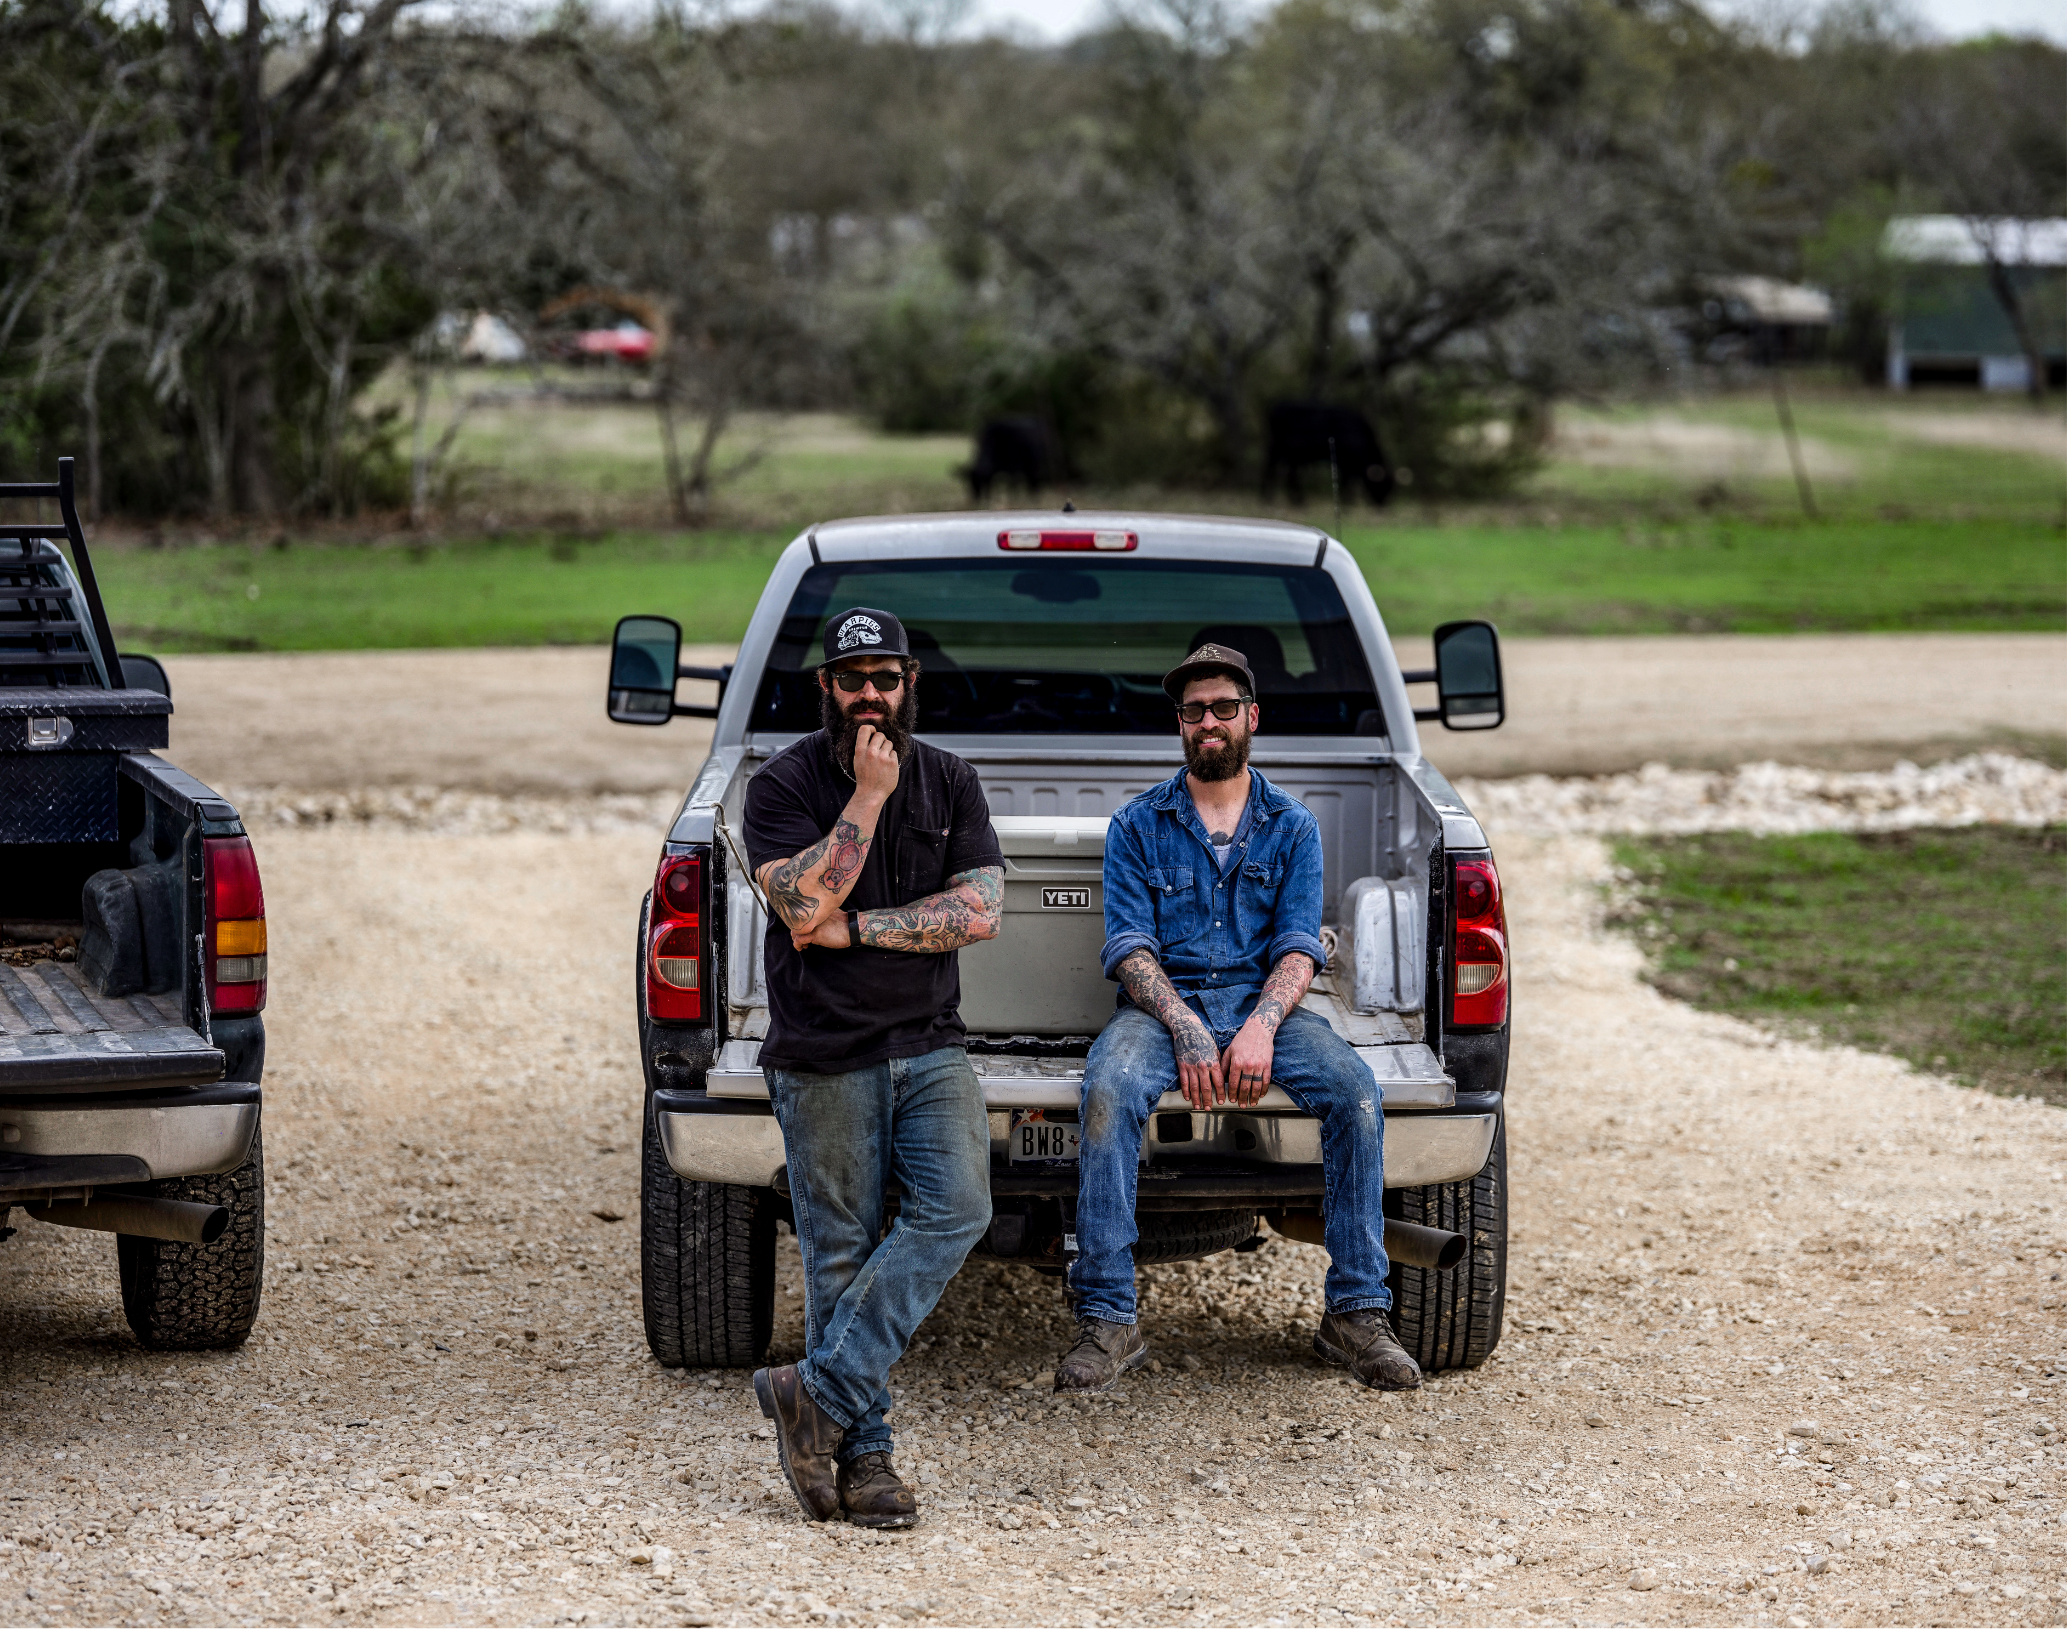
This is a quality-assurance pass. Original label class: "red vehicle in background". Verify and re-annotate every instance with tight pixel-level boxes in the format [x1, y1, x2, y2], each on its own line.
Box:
[574, 321, 656, 364]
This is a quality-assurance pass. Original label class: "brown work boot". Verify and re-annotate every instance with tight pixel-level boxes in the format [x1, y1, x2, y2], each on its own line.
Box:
[1313, 1308, 1422, 1391]
[753, 1364, 844, 1521]
[838, 1451, 919, 1529]
[1054, 1316, 1148, 1393]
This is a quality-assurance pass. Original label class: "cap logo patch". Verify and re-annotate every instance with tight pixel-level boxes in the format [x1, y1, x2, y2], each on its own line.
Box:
[836, 614, 884, 651]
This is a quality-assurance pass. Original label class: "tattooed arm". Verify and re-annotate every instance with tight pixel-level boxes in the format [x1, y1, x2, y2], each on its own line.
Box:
[1219, 951, 1318, 1107]
[758, 816, 873, 944]
[793, 866, 1004, 953]
[1116, 947, 1227, 1110]
[858, 867, 1003, 952]
[756, 804, 886, 945]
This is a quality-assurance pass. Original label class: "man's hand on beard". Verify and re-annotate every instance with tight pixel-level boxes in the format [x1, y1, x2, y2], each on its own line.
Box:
[851, 722, 901, 803]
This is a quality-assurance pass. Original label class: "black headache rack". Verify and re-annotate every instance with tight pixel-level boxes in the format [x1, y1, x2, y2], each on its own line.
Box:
[0, 457, 121, 690]
[1, 458, 170, 844]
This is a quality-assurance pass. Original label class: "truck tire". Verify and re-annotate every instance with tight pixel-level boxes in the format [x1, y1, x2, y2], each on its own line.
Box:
[1133, 1208, 1260, 1264]
[1386, 1116, 1506, 1372]
[641, 1111, 775, 1368]
[117, 1126, 265, 1351]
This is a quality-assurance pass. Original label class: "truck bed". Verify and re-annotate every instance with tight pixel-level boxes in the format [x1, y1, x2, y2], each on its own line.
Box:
[0, 958, 222, 1091]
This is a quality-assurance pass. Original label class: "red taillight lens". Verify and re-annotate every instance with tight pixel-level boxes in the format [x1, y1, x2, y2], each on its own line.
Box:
[997, 529, 1137, 552]
[204, 835, 267, 1016]
[647, 854, 705, 1023]
[1455, 864, 1497, 923]
[1451, 857, 1507, 1026]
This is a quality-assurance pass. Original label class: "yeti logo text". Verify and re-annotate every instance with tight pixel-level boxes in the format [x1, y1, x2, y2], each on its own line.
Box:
[836, 615, 884, 651]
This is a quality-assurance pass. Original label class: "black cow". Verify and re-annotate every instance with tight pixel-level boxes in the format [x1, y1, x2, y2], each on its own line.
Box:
[962, 416, 1061, 502]
[1261, 402, 1395, 507]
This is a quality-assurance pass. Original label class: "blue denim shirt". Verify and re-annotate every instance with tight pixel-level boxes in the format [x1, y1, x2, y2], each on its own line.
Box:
[1100, 768, 1331, 1032]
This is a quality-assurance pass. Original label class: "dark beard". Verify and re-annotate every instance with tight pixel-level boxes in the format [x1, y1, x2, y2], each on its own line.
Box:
[1184, 724, 1252, 783]
[822, 672, 920, 773]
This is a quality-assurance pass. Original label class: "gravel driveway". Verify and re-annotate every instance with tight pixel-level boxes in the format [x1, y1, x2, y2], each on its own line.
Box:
[2, 819, 2061, 1627]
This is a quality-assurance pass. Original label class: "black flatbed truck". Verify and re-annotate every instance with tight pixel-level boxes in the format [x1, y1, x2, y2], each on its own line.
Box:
[0, 459, 267, 1350]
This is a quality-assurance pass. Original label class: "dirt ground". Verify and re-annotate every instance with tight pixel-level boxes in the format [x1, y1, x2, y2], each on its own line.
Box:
[2, 646, 2064, 1627]
[156, 632, 2067, 793]
[2, 820, 2063, 1628]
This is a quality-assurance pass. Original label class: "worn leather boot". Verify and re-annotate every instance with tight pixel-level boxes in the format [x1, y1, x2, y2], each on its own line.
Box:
[753, 1364, 844, 1521]
[1313, 1308, 1422, 1391]
[1054, 1316, 1149, 1393]
[838, 1451, 919, 1529]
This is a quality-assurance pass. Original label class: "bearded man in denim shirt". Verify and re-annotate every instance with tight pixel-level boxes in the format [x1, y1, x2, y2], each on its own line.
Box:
[1053, 642, 1421, 1395]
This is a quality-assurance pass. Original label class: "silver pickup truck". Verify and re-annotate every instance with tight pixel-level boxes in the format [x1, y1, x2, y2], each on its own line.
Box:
[607, 512, 1512, 1377]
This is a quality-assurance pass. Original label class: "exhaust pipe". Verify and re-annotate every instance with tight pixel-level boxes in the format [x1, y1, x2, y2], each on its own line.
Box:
[1384, 1217, 1468, 1271]
[1266, 1210, 1467, 1270]
[27, 1195, 228, 1245]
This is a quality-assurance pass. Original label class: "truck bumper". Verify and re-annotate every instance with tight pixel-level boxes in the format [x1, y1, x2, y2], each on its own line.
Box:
[654, 1088, 1496, 1194]
[0, 1081, 261, 1201]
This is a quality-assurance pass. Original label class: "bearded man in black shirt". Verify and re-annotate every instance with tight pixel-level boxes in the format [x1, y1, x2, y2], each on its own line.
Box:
[743, 607, 1003, 1530]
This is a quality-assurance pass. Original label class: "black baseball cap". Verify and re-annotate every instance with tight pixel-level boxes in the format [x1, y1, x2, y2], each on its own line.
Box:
[821, 607, 911, 666]
[1162, 641, 1256, 701]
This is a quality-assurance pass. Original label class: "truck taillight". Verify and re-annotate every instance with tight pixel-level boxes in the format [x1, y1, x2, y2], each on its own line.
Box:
[204, 835, 267, 1016]
[1450, 856, 1507, 1027]
[647, 854, 706, 1023]
[997, 529, 1137, 551]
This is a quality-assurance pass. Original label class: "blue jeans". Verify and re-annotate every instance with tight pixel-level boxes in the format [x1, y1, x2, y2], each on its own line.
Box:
[1071, 1002, 1391, 1325]
[766, 1046, 991, 1463]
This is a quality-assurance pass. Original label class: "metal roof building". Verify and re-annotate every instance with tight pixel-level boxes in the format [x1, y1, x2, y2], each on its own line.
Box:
[1882, 215, 2067, 392]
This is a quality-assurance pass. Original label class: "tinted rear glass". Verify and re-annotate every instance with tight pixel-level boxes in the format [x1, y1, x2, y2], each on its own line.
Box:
[751, 558, 1382, 735]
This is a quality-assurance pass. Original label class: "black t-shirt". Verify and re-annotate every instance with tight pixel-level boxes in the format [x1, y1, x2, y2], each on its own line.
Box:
[743, 732, 1004, 1073]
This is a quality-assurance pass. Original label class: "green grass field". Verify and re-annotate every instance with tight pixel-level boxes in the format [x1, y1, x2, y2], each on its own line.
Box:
[79, 385, 2067, 652]
[1609, 828, 2067, 1105]
[92, 513, 2066, 652]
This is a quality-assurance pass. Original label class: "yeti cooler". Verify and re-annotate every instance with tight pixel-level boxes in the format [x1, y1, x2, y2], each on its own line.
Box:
[956, 815, 1113, 1036]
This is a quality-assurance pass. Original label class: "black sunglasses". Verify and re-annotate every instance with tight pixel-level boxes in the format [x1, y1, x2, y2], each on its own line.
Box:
[830, 668, 908, 694]
[1176, 697, 1253, 723]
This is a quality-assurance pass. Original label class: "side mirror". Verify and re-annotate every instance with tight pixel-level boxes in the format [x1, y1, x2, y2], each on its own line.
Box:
[1431, 620, 1503, 730]
[608, 615, 682, 725]
[118, 653, 171, 700]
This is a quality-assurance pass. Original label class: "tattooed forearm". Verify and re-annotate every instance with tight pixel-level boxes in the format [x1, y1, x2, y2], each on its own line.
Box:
[818, 820, 869, 891]
[1247, 952, 1318, 1038]
[1116, 948, 1218, 1065]
[758, 816, 877, 931]
[760, 836, 831, 928]
[856, 867, 1002, 954]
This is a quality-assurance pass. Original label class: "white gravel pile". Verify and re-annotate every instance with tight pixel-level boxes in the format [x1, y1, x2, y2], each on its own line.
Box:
[223, 785, 679, 835]
[1457, 751, 2067, 837]
[221, 753, 2067, 842]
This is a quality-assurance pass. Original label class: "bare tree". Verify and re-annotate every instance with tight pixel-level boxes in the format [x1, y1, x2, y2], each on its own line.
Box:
[1, 0, 466, 516]
[459, 18, 821, 523]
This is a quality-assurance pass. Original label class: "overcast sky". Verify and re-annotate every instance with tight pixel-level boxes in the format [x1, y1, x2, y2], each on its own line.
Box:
[967, 0, 2066, 45]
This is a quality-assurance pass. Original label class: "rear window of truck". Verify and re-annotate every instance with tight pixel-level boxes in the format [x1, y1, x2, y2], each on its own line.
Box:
[751, 558, 1381, 735]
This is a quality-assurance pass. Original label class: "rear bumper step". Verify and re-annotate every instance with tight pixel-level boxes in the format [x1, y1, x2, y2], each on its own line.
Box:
[656, 1088, 1496, 1194]
[0, 1081, 260, 1199]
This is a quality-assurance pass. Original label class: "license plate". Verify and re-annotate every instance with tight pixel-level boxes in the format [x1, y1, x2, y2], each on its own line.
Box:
[1009, 1109, 1080, 1164]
